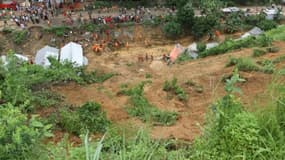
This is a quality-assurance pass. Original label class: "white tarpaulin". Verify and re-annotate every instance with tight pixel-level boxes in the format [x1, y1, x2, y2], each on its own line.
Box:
[35, 45, 59, 67]
[60, 42, 84, 66]
[263, 8, 279, 20]
[1, 54, 28, 66]
[241, 27, 264, 39]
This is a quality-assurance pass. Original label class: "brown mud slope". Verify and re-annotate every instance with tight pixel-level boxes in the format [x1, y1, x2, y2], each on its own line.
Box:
[52, 40, 285, 141]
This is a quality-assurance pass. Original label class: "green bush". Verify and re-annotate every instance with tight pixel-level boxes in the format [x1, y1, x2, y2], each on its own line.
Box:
[77, 102, 110, 133]
[252, 48, 267, 57]
[176, 2, 195, 28]
[12, 30, 28, 44]
[257, 19, 278, 31]
[192, 16, 217, 39]
[0, 104, 52, 160]
[163, 78, 188, 101]
[163, 21, 182, 38]
[44, 26, 71, 36]
[59, 102, 110, 135]
[197, 42, 206, 52]
[266, 46, 280, 53]
[226, 57, 261, 72]
[200, 35, 272, 57]
[223, 12, 245, 33]
[121, 82, 178, 125]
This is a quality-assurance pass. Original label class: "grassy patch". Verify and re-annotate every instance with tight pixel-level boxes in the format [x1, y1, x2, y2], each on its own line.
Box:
[266, 25, 285, 41]
[163, 78, 188, 101]
[56, 102, 110, 135]
[12, 30, 28, 44]
[120, 81, 178, 126]
[226, 57, 274, 73]
[44, 26, 71, 36]
[200, 35, 272, 58]
[252, 48, 267, 57]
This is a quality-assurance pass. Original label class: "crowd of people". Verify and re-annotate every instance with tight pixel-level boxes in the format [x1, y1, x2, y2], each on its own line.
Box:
[0, 1, 176, 30]
[0, 4, 55, 29]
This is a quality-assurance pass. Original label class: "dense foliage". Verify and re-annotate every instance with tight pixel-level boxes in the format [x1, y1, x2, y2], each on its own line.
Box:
[57, 102, 110, 135]
[0, 104, 52, 160]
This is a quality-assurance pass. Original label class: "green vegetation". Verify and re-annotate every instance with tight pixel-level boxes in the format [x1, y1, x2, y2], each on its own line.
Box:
[226, 57, 274, 73]
[44, 26, 71, 36]
[0, 104, 52, 160]
[266, 25, 285, 41]
[190, 69, 285, 159]
[266, 46, 280, 53]
[252, 48, 267, 57]
[12, 30, 28, 44]
[197, 42, 206, 52]
[163, 78, 188, 101]
[163, 21, 182, 38]
[0, 53, 113, 109]
[120, 81, 178, 125]
[57, 102, 110, 135]
[200, 35, 272, 57]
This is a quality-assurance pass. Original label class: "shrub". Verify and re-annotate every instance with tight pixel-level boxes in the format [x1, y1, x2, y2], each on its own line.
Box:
[226, 57, 261, 72]
[59, 102, 110, 135]
[44, 26, 71, 36]
[192, 16, 217, 40]
[0, 104, 52, 160]
[257, 19, 278, 31]
[176, 2, 195, 28]
[223, 12, 245, 33]
[197, 42, 206, 52]
[200, 35, 272, 57]
[121, 82, 178, 125]
[266, 46, 280, 53]
[252, 48, 267, 57]
[77, 102, 110, 133]
[12, 30, 28, 44]
[163, 21, 182, 38]
[163, 78, 188, 101]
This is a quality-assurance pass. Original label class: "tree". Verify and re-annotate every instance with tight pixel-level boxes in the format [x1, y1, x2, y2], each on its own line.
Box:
[163, 21, 182, 38]
[176, 1, 195, 28]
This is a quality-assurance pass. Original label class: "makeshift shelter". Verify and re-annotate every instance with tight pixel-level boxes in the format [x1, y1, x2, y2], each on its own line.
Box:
[169, 44, 184, 61]
[263, 8, 279, 20]
[35, 45, 59, 67]
[241, 27, 263, 39]
[60, 42, 84, 66]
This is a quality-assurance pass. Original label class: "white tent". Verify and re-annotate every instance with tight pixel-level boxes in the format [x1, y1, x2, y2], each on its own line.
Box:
[35, 45, 59, 67]
[60, 42, 84, 66]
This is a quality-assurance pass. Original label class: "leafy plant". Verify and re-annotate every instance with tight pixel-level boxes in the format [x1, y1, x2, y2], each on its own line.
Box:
[58, 102, 110, 135]
[252, 48, 267, 57]
[163, 78, 188, 101]
[0, 104, 52, 160]
[121, 82, 178, 125]
[12, 30, 28, 44]
[200, 35, 272, 57]
[197, 42, 206, 52]
[163, 21, 182, 38]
